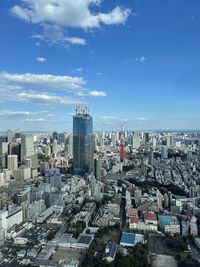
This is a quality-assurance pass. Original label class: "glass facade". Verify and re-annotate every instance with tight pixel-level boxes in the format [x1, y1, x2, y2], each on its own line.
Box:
[73, 114, 93, 135]
[73, 114, 94, 173]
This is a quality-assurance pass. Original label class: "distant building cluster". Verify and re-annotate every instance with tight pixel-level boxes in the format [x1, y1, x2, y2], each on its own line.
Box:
[0, 111, 200, 266]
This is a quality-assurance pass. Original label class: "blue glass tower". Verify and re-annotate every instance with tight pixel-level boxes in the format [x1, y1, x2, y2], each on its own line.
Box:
[73, 106, 95, 173]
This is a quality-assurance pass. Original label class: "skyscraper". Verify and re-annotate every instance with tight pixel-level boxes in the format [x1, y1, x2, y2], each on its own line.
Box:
[21, 134, 34, 160]
[21, 134, 38, 168]
[73, 106, 95, 173]
[0, 141, 8, 168]
[7, 155, 18, 171]
[7, 129, 20, 143]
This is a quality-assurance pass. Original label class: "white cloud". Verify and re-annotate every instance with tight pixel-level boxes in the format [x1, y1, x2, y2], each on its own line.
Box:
[65, 37, 86, 45]
[11, 1, 131, 28]
[88, 90, 106, 97]
[136, 56, 147, 63]
[36, 57, 47, 62]
[76, 90, 106, 97]
[0, 110, 33, 116]
[23, 118, 47, 122]
[100, 116, 116, 120]
[135, 116, 147, 122]
[16, 92, 82, 106]
[76, 67, 84, 72]
[0, 71, 106, 106]
[0, 110, 54, 120]
[11, 0, 131, 45]
[0, 71, 85, 91]
[0, 79, 83, 106]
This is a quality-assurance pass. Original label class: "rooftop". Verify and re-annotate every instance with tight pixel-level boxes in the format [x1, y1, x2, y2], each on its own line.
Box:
[144, 212, 157, 222]
[120, 232, 144, 246]
[103, 242, 117, 259]
[126, 208, 138, 216]
[120, 232, 135, 245]
[77, 234, 93, 245]
[130, 217, 139, 224]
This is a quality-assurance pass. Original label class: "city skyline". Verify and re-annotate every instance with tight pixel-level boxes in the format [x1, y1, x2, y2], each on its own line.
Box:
[1, 0, 200, 131]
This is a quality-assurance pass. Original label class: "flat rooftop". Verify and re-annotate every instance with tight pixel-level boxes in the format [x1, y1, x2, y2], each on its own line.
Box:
[77, 234, 93, 245]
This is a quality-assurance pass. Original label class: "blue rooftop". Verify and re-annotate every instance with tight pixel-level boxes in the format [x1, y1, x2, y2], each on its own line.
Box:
[120, 232, 135, 244]
[159, 215, 172, 230]
[159, 215, 172, 224]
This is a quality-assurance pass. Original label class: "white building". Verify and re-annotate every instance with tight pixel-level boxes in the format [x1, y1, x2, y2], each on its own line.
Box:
[132, 132, 140, 149]
[21, 134, 34, 161]
[161, 145, 168, 159]
[7, 155, 18, 171]
[0, 207, 23, 236]
[13, 166, 31, 180]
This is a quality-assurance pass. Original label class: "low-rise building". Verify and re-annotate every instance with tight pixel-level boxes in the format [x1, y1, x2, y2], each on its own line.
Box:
[126, 208, 138, 218]
[190, 216, 198, 236]
[159, 215, 180, 235]
[143, 212, 158, 231]
[120, 232, 144, 247]
[102, 242, 117, 262]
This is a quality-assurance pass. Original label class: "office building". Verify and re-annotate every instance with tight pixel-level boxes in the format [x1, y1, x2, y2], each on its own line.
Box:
[58, 133, 65, 144]
[52, 131, 58, 140]
[144, 132, 149, 144]
[167, 135, 174, 147]
[21, 134, 34, 160]
[21, 134, 37, 168]
[0, 141, 8, 168]
[7, 129, 20, 143]
[73, 106, 95, 173]
[161, 145, 168, 159]
[44, 168, 63, 189]
[7, 155, 18, 171]
[8, 142, 21, 162]
[132, 132, 140, 149]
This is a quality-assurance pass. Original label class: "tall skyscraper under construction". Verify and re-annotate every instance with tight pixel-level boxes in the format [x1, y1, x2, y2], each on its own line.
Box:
[73, 106, 95, 174]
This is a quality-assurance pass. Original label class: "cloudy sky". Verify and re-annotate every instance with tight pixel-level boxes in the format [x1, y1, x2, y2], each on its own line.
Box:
[0, 0, 200, 131]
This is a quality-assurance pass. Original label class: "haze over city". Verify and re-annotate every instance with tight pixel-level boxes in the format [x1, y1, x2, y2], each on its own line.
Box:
[1, 0, 200, 131]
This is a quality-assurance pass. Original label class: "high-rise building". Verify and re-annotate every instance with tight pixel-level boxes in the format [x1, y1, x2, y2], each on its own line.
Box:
[65, 134, 73, 158]
[7, 155, 18, 171]
[8, 142, 21, 162]
[21, 134, 34, 161]
[52, 139, 58, 156]
[21, 134, 38, 168]
[94, 156, 101, 180]
[0, 141, 8, 168]
[44, 168, 63, 189]
[144, 132, 149, 144]
[134, 189, 142, 206]
[132, 132, 140, 149]
[44, 146, 51, 157]
[166, 135, 174, 148]
[58, 133, 65, 144]
[7, 129, 20, 143]
[149, 146, 154, 166]
[73, 106, 95, 173]
[111, 133, 117, 148]
[161, 145, 168, 159]
[0, 136, 7, 143]
[52, 132, 58, 140]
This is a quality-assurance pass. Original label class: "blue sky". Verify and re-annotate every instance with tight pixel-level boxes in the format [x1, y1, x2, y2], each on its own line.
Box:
[0, 0, 200, 131]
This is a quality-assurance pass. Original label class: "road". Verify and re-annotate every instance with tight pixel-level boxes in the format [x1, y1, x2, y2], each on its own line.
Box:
[187, 238, 200, 265]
